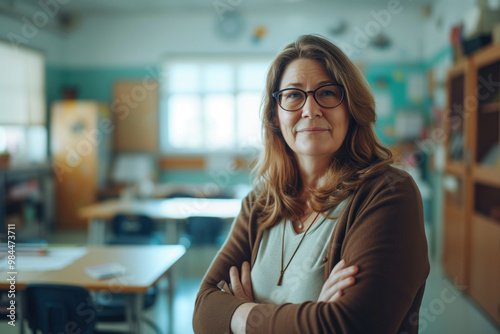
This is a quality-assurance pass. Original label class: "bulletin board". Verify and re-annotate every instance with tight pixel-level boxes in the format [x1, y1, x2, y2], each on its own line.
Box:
[112, 80, 159, 152]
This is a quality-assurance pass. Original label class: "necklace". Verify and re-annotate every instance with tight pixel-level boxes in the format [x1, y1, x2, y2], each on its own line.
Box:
[277, 212, 321, 286]
[297, 210, 311, 229]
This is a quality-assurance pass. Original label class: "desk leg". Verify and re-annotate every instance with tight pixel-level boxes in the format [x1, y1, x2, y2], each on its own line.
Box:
[165, 220, 178, 245]
[126, 293, 144, 334]
[19, 290, 25, 334]
[167, 270, 175, 334]
[88, 219, 106, 245]
[125, 293, 134, 332]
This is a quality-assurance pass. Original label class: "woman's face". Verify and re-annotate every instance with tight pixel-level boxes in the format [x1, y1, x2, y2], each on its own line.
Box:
[275, 58, 350, 163]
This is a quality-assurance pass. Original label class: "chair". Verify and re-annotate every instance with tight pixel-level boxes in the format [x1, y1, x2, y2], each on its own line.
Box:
[0, 290, 10, 321]
[185, 216, 227, 246]
[26, 284, 96, 334]
[94, 290, 160, 333]
[165, 192, 196, 199]
[107, 213, 162, 245]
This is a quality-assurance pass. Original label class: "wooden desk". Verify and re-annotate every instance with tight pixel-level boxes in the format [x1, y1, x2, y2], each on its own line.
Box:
[79, 198, 242, 244]
[1, 245, 186, 334]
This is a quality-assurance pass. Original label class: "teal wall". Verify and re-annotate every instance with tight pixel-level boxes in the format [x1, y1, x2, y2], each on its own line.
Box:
[364, 62, 431, 146]
[46, 66, 160, 103]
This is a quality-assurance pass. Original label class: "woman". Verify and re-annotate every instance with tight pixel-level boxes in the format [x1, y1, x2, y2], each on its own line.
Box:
[193, 35, 429, 334]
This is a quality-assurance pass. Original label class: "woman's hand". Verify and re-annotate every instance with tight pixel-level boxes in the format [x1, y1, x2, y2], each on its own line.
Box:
[317, 259, 358, 302]
[229, 262, 256, 334]
[229, 261, 254, 302]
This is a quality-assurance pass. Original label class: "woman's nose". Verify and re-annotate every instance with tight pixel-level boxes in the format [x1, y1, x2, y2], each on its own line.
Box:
[301, 94, 322, 118]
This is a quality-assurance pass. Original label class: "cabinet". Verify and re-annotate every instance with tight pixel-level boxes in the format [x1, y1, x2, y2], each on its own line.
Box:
[51, 101, 111, 229]
[469, 45, 500, 326]
[443, 44, 500, 326]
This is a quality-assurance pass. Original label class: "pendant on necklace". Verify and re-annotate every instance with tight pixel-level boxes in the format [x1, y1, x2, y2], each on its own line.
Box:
[277, 270, 284, 286]
[298, 223, 303, 229]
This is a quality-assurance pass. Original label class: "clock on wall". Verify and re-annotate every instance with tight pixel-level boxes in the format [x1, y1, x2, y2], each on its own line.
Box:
[215, 11, 245, 41]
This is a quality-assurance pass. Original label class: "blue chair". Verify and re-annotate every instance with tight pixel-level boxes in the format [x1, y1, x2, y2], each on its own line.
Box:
[185, 216, 226, 246]
[107, 213, 162, 245]
[26, 284, 96, 334]
[94, 291, 159, 333]
[165, 192, 196, 199]
[0, 290, 10, 322]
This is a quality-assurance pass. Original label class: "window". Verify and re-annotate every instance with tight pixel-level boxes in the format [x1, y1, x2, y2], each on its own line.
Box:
[161, 57, 271, 154]
[0, 40, 46, 164]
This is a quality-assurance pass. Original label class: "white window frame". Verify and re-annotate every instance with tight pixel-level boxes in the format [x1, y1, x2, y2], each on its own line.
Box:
[160, 55, 273, 155]
[0, 39, 46, 126]
[0, 39, 47, 164]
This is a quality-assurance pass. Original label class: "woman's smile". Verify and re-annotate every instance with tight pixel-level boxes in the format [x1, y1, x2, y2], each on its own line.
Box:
[296, 127, 329, 134]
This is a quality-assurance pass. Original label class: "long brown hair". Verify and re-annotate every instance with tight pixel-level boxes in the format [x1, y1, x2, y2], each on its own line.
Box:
[252, 34, 393, 230]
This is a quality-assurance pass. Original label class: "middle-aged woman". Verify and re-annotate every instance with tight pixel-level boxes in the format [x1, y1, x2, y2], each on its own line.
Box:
[193, 34, 430, 334]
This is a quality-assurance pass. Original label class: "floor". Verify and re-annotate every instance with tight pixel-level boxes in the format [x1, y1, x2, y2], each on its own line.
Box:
[2, 230, 499, 334]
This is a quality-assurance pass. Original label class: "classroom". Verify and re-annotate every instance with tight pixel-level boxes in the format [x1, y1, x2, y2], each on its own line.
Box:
[1, 0, 499, 333]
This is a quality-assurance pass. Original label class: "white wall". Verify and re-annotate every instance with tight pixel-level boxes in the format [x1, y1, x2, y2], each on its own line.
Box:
[3, 0, 497, 67]
[60, 2, 426, 67]
[0, 11, 65, 64]
[422, 0, 477, 60]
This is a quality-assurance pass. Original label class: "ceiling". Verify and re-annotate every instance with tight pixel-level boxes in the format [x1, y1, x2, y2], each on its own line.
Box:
[9, 0, 431, 16]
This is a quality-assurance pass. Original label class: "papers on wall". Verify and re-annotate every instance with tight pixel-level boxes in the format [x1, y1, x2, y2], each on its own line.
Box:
[407, 73, 425, 104]
[395, 111, 424, 140]
[374, 93, 392, 118]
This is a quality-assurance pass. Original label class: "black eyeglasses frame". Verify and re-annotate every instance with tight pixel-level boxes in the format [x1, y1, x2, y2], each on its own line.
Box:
[271, 83, 345, 112]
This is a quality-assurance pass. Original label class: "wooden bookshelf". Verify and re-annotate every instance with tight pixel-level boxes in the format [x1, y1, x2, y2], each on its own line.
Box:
[444, 43, 500, 327]
[472, 164, 500, 188]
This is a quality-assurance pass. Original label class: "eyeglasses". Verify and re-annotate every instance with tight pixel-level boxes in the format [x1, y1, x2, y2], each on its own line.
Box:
[272, 84, 345, 111]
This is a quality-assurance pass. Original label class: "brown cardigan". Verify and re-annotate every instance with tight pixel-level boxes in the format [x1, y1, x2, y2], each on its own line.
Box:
[193, 166, 430, 333]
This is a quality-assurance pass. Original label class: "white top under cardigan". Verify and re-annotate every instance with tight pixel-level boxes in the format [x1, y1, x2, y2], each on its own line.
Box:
[251, 198, 350, 304]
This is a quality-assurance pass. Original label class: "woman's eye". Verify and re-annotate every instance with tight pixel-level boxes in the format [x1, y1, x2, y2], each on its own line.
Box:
[320, 90, 335, 96]
[285, 91, 302, 99]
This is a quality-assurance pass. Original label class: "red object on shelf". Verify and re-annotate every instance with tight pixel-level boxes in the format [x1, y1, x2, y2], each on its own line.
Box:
[450, 23, 463, 45]
[0, 153, 10, 167]
[492, 207, 500, 222]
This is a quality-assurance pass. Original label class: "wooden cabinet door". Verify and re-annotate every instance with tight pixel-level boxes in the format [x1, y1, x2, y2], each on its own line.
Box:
[51, 101, 98, 228]
[442, 202, 468, 287]
[469, 214, 500, 326]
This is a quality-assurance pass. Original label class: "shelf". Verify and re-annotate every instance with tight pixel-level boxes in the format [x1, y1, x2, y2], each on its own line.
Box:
[5, 198, 43, 205]
[479, 102, 500, 113]
[473, 164, 500, 188]
[444, 162, 466, 176]
[473, 212, 500, 227]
